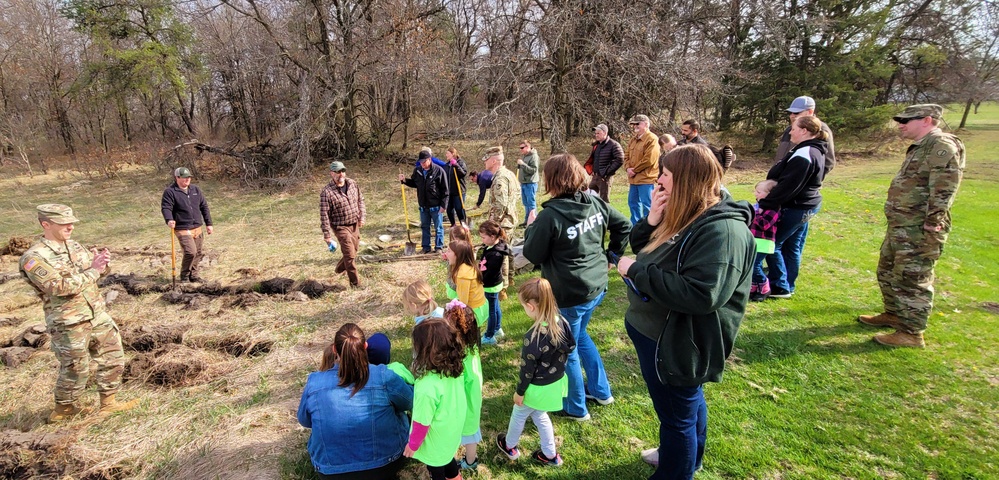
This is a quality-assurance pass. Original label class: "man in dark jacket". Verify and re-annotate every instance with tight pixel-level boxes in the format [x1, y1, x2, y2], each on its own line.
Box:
[587, 123, 624, 202]
[679, 120, 710, 146]
[161, 167, 213, 282]
[399, 151, 449, 253]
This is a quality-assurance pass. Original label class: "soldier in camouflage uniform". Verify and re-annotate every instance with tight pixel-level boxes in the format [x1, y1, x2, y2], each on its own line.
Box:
[483, 146, 520, 296]
[858, 105, 965, 348]
[19, 204, 137, 422]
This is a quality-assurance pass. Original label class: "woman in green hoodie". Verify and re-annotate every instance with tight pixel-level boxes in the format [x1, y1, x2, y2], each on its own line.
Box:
[615, 145, 755, 480]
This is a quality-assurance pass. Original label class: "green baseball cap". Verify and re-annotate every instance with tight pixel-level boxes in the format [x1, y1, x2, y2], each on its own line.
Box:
[173, 167, 193, 178]
[329, 161, 347, 172]
[893, 104, 943, 122]
[37, 204, 79, 224]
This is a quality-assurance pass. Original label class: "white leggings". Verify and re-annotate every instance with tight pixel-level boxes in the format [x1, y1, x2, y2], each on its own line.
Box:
[505, 404, 556, 458]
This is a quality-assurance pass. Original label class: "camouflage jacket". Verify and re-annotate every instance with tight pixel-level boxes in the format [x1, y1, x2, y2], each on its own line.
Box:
[19, 237, 106, 327]
[885, 128, 966, 229]
[488, 166, 520, 229]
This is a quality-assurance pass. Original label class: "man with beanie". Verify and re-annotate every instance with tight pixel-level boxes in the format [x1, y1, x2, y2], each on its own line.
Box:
[161, 167, 214, 282]
[320, 161, 366, 287]
[399, 151, 449, 253]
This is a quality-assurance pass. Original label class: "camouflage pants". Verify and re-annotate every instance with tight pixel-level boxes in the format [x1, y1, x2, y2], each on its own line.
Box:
[48, 312, 125, 405]
[501, 226, 515, 288]
[877, 225, 946, 333]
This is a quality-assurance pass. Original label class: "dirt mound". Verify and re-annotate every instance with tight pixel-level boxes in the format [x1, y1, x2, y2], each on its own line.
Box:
[259, 277, 294, 294]
[160, 290, 211, 309]
[1, 237, 33, 256]
[3, 324, 49, 349]
[122, 325, 188, 352]
[234, 267, 262, 277]
[228, 292, 265, 308]
[299, 279, 342, 298]
[124, 343, 214, 387]
[193, 334, 274, 358]
[0, 430, 80, 480]
[100, 273, 166, 295]
[0, 347, 34, 367]
[0, 317, 24, 328]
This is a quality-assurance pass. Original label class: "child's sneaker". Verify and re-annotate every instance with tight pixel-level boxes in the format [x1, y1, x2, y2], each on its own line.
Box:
[495, 328, 505, 340]
[750, 280, 770, 302]
[481, 336, 497, 346]
[458, 456, 480, 469]
[496, 434, 521, 460]
[531, 449, 563, 467]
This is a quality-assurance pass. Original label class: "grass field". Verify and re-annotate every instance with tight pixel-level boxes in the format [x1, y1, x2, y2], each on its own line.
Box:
[1, 104, 997, 480]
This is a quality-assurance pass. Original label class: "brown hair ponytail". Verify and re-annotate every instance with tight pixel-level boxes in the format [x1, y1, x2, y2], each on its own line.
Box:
[445, 303, 480, 352]
[327, 323, 370, 397]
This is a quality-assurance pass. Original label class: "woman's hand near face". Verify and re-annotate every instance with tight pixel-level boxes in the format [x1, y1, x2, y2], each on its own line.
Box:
[646, 186, 669, 226]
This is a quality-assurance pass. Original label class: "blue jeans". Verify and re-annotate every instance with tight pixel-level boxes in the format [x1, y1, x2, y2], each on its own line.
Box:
[521, 183, 538, 219]
[760, 205, 819, 292]
[628, 184, 655, 225]
[484, 291, 502, 338]
[419, 206, 445, 252]
[559, 291, 611, 416]
[627, 322, 706, 480]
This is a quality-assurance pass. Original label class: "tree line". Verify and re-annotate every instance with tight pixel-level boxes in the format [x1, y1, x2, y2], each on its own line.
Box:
[1, 0, 996, 176]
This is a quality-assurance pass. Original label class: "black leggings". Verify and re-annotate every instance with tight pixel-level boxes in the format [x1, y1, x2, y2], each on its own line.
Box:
[426, 458, 460, 480]
[446, 194, 466, 226]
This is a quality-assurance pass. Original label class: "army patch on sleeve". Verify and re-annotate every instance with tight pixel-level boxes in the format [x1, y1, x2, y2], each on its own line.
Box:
[23, 258, 38, 271]
[34, 266, 50, 277]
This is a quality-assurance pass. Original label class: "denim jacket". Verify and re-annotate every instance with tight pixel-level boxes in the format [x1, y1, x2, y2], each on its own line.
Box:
[297, 364, 414, 475]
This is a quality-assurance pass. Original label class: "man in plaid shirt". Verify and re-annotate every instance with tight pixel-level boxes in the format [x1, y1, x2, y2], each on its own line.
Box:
[320, 161, 366, 287]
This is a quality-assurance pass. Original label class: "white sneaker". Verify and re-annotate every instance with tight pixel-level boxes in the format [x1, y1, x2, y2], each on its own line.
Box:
[495, 328, 506, 339]
[585, 393, 615, 406]
[641, 447, 659, 466]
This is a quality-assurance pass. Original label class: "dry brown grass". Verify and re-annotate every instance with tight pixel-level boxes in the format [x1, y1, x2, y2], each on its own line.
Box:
[0, 160, 446, 479]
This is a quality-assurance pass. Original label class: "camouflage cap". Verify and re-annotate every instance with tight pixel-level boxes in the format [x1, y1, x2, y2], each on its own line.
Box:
[173, 167, 193, 178]
[894, 104, 943, 122]
[629, 114, 650, 125]
[37, 204, 79, 224]
[329, 161, 346, 172]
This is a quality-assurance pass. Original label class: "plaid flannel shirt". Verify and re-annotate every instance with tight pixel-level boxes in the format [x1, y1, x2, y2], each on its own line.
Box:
[750, 206, 779, 242]
[320, 179, 365, 238]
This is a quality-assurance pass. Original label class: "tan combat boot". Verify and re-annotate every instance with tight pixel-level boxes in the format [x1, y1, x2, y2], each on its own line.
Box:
[99, 393, 139, 415]
[873, 330, 925, 348]
[47, 403, 90, 423]
[857, 312, 904, 329]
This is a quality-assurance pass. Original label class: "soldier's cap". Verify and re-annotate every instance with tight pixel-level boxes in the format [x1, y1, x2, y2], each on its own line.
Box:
[629, 114, 650, 125]
[787, 96, 816, 113]
[37, 204, 79, 224]
[893, 104, 943, 122]
[593, 123, 609, 133]
[329, 161, 347, 172]
[418, 151, 431, 161]
[174, 167, 193, 178]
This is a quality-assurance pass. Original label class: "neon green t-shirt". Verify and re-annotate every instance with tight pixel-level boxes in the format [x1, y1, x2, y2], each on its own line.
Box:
[387, 362, 415, 385]
[411, 372, 467, 467]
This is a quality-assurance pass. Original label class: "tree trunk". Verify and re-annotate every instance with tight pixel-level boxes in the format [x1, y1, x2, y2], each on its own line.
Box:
[959, 98, 973, 129]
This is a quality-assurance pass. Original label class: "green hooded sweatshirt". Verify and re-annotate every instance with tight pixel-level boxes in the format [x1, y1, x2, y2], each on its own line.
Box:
[624, 193, 755, 386]
[523, 192, 631, 307]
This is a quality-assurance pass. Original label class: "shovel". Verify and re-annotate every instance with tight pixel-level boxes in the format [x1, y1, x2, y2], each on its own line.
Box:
[170, 227, 177, 288]
[452, 167, 471, 232]
[400, 182, 417, 255]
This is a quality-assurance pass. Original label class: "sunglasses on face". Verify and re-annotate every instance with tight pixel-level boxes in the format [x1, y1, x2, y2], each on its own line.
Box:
[895, 117, 926, 125]
[519, 145, 528, 149]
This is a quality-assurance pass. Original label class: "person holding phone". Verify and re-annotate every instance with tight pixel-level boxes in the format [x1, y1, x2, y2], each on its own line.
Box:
[614, 145, 754, 479]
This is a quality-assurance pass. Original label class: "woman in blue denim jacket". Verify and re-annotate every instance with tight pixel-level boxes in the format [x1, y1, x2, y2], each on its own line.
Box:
[297, 323, 414, 480]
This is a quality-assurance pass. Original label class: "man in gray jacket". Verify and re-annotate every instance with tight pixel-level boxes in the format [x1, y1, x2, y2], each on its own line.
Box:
[774, 96, 836, 174]
[516, 140, 540, 226]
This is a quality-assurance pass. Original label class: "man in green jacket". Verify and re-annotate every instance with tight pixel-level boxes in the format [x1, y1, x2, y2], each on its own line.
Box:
[516, 140, 540, 227]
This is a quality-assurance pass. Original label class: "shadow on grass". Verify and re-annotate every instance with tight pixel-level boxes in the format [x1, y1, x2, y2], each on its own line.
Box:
[737, 320, 885, 363]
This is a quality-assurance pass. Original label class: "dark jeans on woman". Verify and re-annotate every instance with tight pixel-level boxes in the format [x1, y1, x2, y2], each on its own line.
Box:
[446, 193, 466, 226]
[756, 205, 820, 293]
[484, 291, 502, 338]
[318, 456, 406, 480]
[627, 322, 706, 480]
